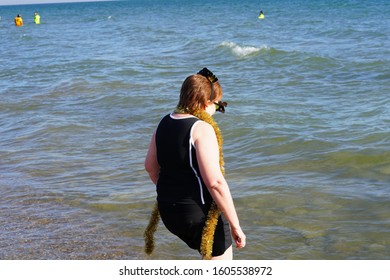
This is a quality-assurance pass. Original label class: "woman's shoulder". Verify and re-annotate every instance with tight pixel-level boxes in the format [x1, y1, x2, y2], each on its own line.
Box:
[192, 120, 215, 138]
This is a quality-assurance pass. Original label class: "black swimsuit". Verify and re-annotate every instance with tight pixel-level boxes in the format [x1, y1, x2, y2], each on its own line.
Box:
[155, 114, 232, 256]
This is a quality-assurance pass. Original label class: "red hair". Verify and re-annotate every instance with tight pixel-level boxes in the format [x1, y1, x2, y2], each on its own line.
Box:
[177, 74, 222, 113]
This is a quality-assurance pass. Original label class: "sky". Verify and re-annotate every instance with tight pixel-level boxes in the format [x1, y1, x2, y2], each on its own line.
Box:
[0, 0, 110, 6]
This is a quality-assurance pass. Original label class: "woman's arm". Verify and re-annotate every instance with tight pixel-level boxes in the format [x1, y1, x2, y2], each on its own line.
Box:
[145, 131, 160, 185]
[193, 122, 246, 249]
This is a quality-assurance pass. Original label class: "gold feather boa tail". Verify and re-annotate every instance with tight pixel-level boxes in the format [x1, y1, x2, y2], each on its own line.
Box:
[144, 202, 160, 255]
[200, 201, 220, 259]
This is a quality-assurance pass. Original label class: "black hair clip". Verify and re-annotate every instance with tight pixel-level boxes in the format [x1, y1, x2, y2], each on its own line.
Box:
[197, 67, 219, 101]
[197, 67, 218, 83]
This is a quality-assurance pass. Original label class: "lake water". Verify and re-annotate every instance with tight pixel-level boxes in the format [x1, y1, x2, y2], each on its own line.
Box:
[0, 0, 389, 259]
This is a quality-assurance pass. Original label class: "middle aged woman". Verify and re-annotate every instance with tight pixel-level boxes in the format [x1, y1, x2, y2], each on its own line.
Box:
[144, 68, 246, 260]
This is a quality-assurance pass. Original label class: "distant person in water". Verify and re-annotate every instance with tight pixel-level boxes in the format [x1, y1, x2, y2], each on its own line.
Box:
[14, 14, 23, 26]
[258, 10, 265, 19]
[34, 12, 40, 24]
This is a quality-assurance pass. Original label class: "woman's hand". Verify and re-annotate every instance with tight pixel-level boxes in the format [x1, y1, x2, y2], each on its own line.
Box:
[231, 226, 246, 249]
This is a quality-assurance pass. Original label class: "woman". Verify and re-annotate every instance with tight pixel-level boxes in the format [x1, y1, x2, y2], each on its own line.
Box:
[14, 14, 24, 27]
[145, 68, 245, 259]
[34, 12, 41, 25]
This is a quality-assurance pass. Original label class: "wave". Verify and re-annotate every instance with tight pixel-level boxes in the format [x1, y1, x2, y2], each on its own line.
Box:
[219, 41, 269, 58]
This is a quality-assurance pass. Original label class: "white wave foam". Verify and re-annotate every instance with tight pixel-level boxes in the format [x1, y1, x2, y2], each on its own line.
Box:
[220, 41, 268, 58]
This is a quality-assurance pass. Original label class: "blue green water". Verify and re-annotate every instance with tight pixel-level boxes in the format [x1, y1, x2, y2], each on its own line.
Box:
[0, 0, 389, 259]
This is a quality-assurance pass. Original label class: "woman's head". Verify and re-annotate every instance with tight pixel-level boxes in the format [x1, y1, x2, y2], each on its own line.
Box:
[177, 68, 223, 114]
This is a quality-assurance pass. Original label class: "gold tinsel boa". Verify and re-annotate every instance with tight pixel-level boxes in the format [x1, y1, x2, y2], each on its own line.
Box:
[144, 109, 224, 260]
[143, 202, 160, 255]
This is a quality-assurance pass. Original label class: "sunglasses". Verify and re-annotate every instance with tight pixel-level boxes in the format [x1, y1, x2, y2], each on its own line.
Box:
[214, 101, 227, 113]
[197, 67, 228, 113]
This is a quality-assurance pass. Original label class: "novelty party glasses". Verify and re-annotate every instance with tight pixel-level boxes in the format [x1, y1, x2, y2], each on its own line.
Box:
[197, 67, 227, 113]
[215, 101, 227, 113]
